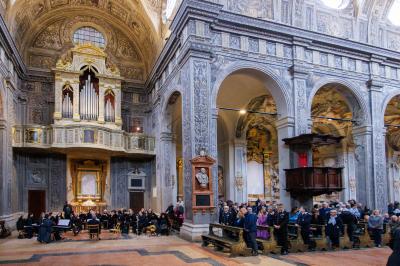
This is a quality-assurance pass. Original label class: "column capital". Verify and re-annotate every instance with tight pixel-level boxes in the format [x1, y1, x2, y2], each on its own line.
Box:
[275, 116, 295, 130]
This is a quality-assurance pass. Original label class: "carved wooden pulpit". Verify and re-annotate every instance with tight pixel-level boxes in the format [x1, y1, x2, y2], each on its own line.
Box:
[190, 153, 216, 214]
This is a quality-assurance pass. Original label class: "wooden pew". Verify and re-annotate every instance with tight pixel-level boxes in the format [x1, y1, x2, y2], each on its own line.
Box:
[340, 225, 351, 249]
[202, 223, 251, 257]
[288, 224, 305, 252]
[354, 222, 372, 248]
[256, 225, 280, 254]
[310, 224, 328, 251]
[382, 223, 391, 246]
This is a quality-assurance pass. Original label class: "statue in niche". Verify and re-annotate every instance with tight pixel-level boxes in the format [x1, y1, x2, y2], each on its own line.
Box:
[196, 168, 209, 189]
[218, 166, 224, 197]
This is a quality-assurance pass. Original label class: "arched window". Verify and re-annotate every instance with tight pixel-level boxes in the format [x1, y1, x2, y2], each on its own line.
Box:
[62, 85, 73, 119]
[320, 0, 350, 9]
[73, 27, 105, 48]
[79, 67, 99, 121]
[388, 0, 400, 26]
[104, 90, 115, 122]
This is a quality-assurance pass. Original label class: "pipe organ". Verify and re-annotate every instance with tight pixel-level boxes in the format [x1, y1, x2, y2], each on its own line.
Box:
[62, 87, 73, 119]
[79, 69, 99, 121]
[53, 43, 122, 130]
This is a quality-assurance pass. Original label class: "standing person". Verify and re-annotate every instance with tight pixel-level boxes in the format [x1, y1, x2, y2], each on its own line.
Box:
[368, 209, 383, 247]
[387, 227, 400, 266]
[274, 203, 289, 255]
[243, 207, 258, 256]
[325, 209, 343, 250]
[256, 208, 269, 239]
[297, 207, 313, 251]
[63, 201, 73, 220]
[220, 205, 234, 225]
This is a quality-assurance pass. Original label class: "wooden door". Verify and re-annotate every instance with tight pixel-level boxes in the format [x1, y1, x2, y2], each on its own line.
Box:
[129, 191, 144, 212]
[28, 190, 46, 219]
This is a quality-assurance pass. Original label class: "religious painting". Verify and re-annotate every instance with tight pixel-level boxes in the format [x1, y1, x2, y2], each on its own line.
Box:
[80, 171, 97, 196]
[246, 126, 271, 163]
[83, 129, 95, 143]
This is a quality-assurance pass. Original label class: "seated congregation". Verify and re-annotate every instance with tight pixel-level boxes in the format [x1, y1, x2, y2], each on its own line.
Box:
[15, 201, 185, 243]
[203, 199, 399, 257]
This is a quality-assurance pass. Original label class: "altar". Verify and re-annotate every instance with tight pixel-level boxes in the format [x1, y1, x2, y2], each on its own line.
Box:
[70, 160, 107, 213]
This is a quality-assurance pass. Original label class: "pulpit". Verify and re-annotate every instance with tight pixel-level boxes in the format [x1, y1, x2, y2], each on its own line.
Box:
[283, 134, 344, 208]
[190, 153, 216, 214]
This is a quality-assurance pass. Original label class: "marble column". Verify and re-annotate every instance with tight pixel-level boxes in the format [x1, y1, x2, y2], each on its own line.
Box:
[276, 116, 295, 208]
[97, 84, 105, 124]
[233, 140, 247, 204]
[114, 85, 122, 126]
[53, 76, 63, 120]
[72, 81, 80, 121]
[368, 79, 388, 211]
[160, 131, 174, 210]
[353, 125, 373, 208]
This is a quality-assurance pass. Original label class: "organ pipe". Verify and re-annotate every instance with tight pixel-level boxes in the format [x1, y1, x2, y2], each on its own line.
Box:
[79, 71, 99, 120]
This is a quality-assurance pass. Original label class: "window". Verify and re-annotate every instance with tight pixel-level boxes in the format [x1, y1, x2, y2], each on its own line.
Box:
[320, 0, 350, 9]
[73, 27, 105, 48]
[388, 0, 400, 26]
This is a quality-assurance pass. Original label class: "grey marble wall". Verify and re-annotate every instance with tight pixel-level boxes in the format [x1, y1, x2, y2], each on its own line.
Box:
[14, 151, 67, 212]
[110, 157, 155, 210]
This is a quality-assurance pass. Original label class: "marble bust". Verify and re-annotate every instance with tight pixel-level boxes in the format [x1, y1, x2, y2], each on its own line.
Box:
[196, 168, 209, 188]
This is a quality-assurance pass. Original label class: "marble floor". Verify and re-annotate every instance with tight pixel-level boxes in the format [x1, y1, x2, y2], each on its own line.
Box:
[0, 231, 392, 266]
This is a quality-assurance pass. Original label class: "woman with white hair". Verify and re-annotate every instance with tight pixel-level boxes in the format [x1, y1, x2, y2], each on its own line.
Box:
[368, 209, 383, 247]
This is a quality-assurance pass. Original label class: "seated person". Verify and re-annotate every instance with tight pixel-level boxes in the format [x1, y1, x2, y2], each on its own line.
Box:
[87, 211, 101, 233]
[158, 213, 170, 236]
[37, 214, 53, 243]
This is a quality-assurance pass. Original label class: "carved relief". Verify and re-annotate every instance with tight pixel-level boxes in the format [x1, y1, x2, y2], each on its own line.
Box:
[193, 60, 209, 155]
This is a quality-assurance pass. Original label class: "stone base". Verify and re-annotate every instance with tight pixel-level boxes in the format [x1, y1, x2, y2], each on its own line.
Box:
[0, 212, 24, 230]
[180, 222, 209, 242]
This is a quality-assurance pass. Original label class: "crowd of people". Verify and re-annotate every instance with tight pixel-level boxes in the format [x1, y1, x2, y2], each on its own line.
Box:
[16, 200, 185, 243]
[218, 198, 400, 259]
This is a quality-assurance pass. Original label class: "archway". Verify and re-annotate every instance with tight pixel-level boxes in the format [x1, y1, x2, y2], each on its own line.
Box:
[310, 83, 363, 204]
[163, 91, 183, 206]
[216, 69, 287, 204]
[384, 95, 400, 202]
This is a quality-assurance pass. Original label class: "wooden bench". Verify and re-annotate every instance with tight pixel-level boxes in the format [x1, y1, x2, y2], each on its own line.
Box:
[354, 222, 372, 248]
[202, 223, 251, 257]
[288, 224, 305, 252]
[310, 224, 328, 251]
[256, 225, 280, 254]
[339, 225, 351, 249]
[383, 223, 390, 246]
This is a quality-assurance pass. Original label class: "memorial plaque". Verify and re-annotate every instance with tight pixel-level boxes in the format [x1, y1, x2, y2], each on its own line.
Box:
[196, 194, 210, 206]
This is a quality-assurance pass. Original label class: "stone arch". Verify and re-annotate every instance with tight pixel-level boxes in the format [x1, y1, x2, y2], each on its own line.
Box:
[308, 77, 370, 125]
[381, 90, 400, 120]
[211, 61, 293, 118]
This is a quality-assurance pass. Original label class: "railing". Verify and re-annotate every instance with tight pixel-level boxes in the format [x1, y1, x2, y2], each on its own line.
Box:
[12, 125, 155, 154]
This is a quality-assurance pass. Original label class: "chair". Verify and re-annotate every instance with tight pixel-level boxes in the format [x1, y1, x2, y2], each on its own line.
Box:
[87, 224, 100, 240]
[110, 223, 121, 234]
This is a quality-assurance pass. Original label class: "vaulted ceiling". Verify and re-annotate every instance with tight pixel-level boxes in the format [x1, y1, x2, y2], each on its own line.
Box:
[0, 0, 177, 82]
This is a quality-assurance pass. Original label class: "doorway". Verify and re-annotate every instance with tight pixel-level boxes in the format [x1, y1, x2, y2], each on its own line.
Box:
[28, 190, 46, 219]
[129, 191, 144, 212]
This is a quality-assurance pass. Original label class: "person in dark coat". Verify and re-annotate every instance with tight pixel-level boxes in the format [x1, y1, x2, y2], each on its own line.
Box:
[274, 204, 289, 255]
[325, 209, 343, 249]
[243, 207, 258, 256]
[219, 205, 234, 225]
[387, 227, 400, 266]
[37, 214, 53, 243]
[297, 207, 314, 250]
[340, 205, 357, 243]
[63, 201, 73, 220]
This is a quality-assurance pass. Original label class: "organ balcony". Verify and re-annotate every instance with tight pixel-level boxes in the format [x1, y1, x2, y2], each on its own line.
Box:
[12, 125, 155, 154]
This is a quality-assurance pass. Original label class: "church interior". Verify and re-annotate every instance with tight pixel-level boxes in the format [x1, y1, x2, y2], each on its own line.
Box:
[1, 0, 400, 265]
